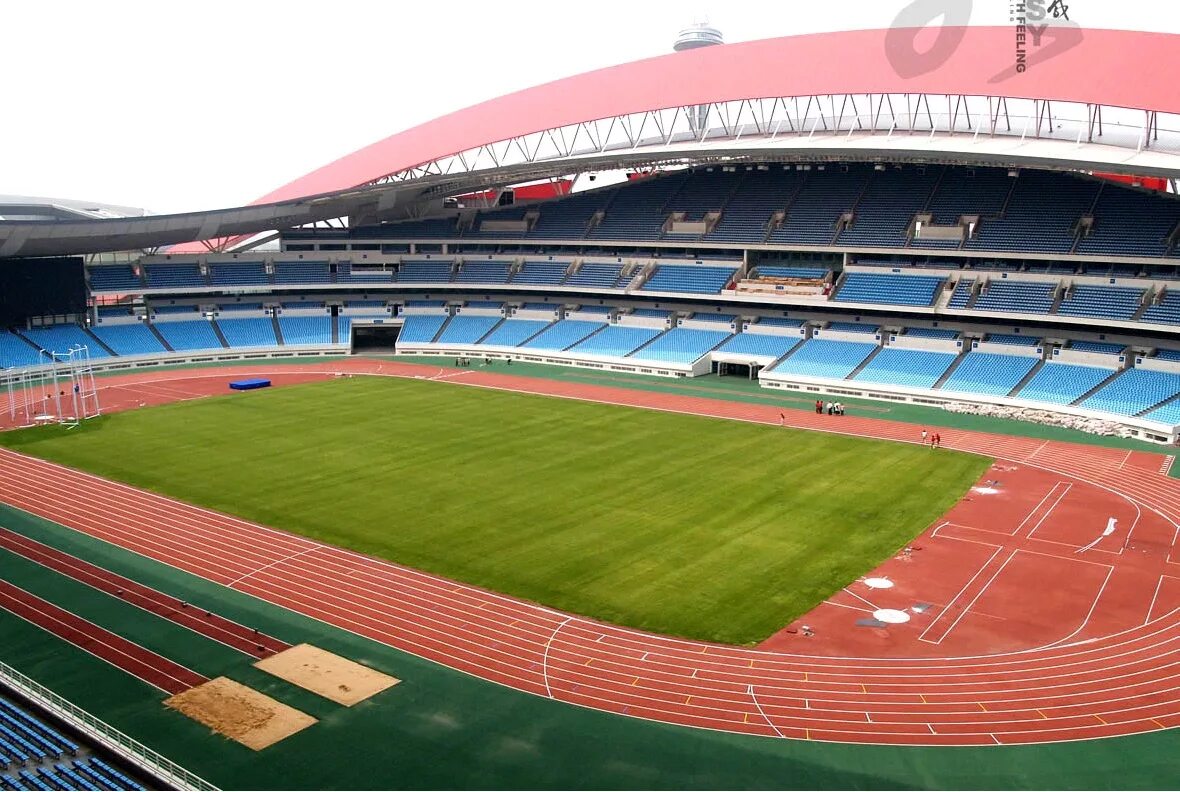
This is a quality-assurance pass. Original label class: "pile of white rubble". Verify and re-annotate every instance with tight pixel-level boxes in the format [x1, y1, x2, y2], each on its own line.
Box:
[941, 401, 1138, 438]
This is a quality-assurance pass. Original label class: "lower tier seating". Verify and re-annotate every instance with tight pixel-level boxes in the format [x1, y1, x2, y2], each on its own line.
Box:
[90, 323, 166, 356]
[20, 327, 110, 359]
[435, 315, 502, 344]
[477, 319, 551, 346]
[520, 320, 605, 351]
[397, 315, 448, 344]
[630, 328, 731, 363]
[278, 316, 332, 345]
[713, 333, 800, 359]
[1013, 362, 1115, 405]
[853, 348, 958, 389]
[1079, 368, 1180, 416]
[217, 318, 277, 348]
[568, 326, 660, 357]
[771, 339, 878, 380]
[150, 321, 223, 352]
[939, 352, 1039, 396]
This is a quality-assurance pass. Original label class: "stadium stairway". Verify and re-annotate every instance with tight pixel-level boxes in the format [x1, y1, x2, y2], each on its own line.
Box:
[1006, 359, 1046, 397]
[1070, 369, 1126, 406]
[209, 320, 231, 349]
[331, 318, 339, 345]
[148, 323, 174, 352]
[562, 323, 607, 350]
[931, 349, 971, 389]
[271, 314, 285, 345]
[475, 318, 507, 344]
[623, 328, 670, 358]
[845, 344, 885, 380]
[81, 327, 117, 357]
[764, 337, 807, 370]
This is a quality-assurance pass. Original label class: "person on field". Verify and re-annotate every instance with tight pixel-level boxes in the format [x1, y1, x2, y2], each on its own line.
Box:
[826, 401, 833, 415]
[933, 432, 942, 448]
[815, 399, 823, 414]
[779, 411, 785, 426]
[921, 428, 928, 445]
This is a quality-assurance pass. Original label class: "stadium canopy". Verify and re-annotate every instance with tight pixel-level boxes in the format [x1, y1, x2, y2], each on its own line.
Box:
[5, 25, 1180, 258]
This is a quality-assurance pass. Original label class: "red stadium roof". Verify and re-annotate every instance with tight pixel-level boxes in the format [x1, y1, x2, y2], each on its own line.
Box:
[251, 26, 1180, 207]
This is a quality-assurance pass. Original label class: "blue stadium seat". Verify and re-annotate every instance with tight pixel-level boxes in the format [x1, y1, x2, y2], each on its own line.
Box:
[1080, 368, 1180, 416]
[397, 315, 449, 344]
[435, 316, 502, 344]
[1014, 362, 1115, 405]
[209, 263, 268, 287]
[973, 280, 1057, 314]
[20, 327, 110, 359]
[939, 352, 1039, 396]
[640, 265, 735, 294]
[853, 348, 958, 388]
[278, 316, 332, 346]
[630, 328, 732, 363]
[217, 318, 277, 348]
[833, 273, 944, 307]
[273, 261, 330, 285]
[0, 332, 46, 369]
[477, 319, 551, 346]
[714, 333, 800, 359]
[153, 320, 222, 351]
[771, 339, 878, 380]
[1056, 285, 1145, 321]
[510, 262, 568, 285]
[90, 324, 165, 356]
[144, 264, 204, 289]
[520, 320, 606, 351]
[568, 326, 660, 357]
[87, 266, 143, 292]
[563, 264, 623, 288]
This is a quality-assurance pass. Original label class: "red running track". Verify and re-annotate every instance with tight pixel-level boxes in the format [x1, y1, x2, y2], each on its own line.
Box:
[0, 579, 208, 696]
[2, 359, 1180, 745]
[0, 527, 290, 659]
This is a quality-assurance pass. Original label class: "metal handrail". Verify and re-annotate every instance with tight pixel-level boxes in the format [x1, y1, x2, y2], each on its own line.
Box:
[0, 661, 217, 791]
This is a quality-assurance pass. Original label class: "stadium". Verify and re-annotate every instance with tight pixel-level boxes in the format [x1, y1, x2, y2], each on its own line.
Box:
[4, 16, 1180, 790]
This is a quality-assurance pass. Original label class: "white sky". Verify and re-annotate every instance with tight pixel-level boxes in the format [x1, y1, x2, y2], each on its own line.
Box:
[2, 0, 1176, 214]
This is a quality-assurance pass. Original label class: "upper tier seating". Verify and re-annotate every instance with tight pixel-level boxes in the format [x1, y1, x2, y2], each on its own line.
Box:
[521, 320, 605, 350]
[767, 167, 868, 245]
[396, 261, 453, 282]
[714, 333, 800, 359]
[1075, 185, 1180, 257]
[837, 167, 940, 247]
[478, 319, 551, 346]
[754, 317, 805, 328]
[1156, 349, 1180, 362]
[88, 266, 142, 291]
[273, 261, 330, 285]
[903, 327, 958, 339]
[21, 326, 110, 358]
[640, 265, 736, 294]
[218, 317, 277, 348]
[398, 315, 448, 344]
[771, 339, 878, 380]
[972, 280, 1057, 314]
[153, 320, 222, 351]
[939, 352, 1039, 396]
[91, 323, 166, 356]
[568, 325, 660, 357]
[1141, 291, 1180, 325]
[455, 261, 512, 284]
[1056, 285, 1145, 321]
[1079, 368, 1180, 416]
[588, 173, 689, 241]
[209, 263, 268, 287]
[754, 265, 829, 279]
[834, 273, 944, 306]
[1014, 362, 1114, 405]
[278, 316, 332, 345]
[985, 333, 1041, 346]
[630, 328, 731, 363]
[435, 315, 502, 344]
[0, 332, 43, 369]
[564, 264, 623, 288]
[529, 191, 615, 239]
[967, 171, 1100, 254]
[510, 262, 568, 285]
[947, 278, 975, 308]
[144, 264, 204, 289]
[825, 322, 879, 334]
[337, 262, 393, 283]
[705, 169, 803, 243]
[912, 167, 1013, 250]
[853, 348, 957, 389]
[1069, 341, 1125, 355]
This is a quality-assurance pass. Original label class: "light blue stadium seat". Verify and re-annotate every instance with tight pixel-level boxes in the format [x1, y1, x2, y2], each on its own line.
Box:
[21, 326, 110, 359]
[154, 320, 221, 351]
[569, 326, 660, 357]
[0, 332, 46, 369]
[939, 352, 1040, 396]
[478, 319, 551, 346]
[1014, 362, 1115, 405]
[714, 333, 800, 359]
[853, 348, 958, 388]
[1080, 368, 1180, 416]
[771, 339, 878, 380]
[520, 320, 606, 351]
[91, 324, 165, 356]
[278, 316, 332, 345]
[1056, 285, 1145, 321]
[973, 280, 1057, 314]
[435, 315, 501, 344]
[217, 318, 277, 348]
[640, 265, 736, 294]
[397, 315, 449, 344]
[630, 328, 732, 363]
[833, 273, 944, 307]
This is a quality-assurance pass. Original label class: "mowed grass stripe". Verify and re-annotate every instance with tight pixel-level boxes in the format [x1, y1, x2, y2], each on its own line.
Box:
[0, 376, 991, 644]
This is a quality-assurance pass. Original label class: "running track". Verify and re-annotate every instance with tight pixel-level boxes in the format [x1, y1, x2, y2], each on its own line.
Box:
[3, 359, 1180, 745]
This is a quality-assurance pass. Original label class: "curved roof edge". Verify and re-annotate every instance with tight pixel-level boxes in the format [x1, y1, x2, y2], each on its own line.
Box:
[251, 26, 1180, 206]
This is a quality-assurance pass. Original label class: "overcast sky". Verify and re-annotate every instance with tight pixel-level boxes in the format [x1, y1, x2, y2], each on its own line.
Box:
[2, 0, 1176, 214]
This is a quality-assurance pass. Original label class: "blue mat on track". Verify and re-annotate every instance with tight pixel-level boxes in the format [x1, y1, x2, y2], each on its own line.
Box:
[229, 378, 271, 391]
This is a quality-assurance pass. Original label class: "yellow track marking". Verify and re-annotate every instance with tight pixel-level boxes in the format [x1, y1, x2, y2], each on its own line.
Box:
[919, 694, 926, 704]
[979, 702, 988, 712]
[1095, 714, 1108, 725]
[685, 695, 693, 705]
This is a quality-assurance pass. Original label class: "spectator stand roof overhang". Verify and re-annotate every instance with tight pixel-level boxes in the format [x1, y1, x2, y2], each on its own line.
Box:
[6, 25, 1180, 258]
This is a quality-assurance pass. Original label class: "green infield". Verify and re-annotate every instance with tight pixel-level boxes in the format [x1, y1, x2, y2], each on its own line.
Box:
[0, 375, 991, 644]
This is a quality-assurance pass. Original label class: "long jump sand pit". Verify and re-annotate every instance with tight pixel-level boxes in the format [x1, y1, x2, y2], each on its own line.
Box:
[254, 643, 400, 706]
[164, 677, 316, 750]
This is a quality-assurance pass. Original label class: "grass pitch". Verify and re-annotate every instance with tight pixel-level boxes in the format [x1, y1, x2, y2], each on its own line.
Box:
[0, 376, 990, 644]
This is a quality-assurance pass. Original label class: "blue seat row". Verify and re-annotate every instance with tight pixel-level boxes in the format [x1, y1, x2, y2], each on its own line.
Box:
[771, 339, 878, 380]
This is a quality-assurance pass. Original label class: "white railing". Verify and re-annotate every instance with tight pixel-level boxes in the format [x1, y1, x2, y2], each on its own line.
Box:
[0, 661, 217, 791]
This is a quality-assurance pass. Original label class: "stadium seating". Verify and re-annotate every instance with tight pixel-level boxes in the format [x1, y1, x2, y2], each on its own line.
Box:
[1013, 362, 1115, 405]
[455, 262, 512, 284]
[1069, 341, 1125, 355]
[967, 170, 1099, 254]
[972, 280, 1057, 314]
[1056, 285, 1145, 321]
[588, 172, 689, 240]
[396, 261, 453, 282]
[640, 265, 736, 294]
[947, 278, 975, 308]
[273, 261, 330, 285]
[768, 167, 868, 245]
[21, 326, 110, 359]
[511, 262, 568, 285]
[903, 327, 958, 339]
[833, 273, 944, 306]
[836, 167, 940, 247]
[713, 333, 800, 359]
[568, 326, 660, 357]
[398, 315, 449, 344]
[939, 352, 1039, 396]
[1075, 185, 1180, 257]
[217, 318, 277, 348]
[771, 339, 878, 380]
[705, 169, 803, 243]
[1079, 368, 1180, 416]
[630, 328, 731, 363]
[0, 332, 44, 369]
[563, 264, 623, 288]
[1142, 399, 1180, 425]
[520, 320, 606, 351]
[825, 323, 879, 335]
[154, 320, 222, 351]
[87, 266, 142, 291]
[753, 317, 805, 328]
[753, 265, 828, 279]
[91, 323, 166, 356]
[478, 319, 551, 346]
[1141, 291, 1180, 325]
[209, 263, 268, 287]
[853, 348, 958, 389]
[435, 315, 501, 344]
[985, 333, 1040, 347]
[278, 316, 332, 345]
[144, 264, 204, 289]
